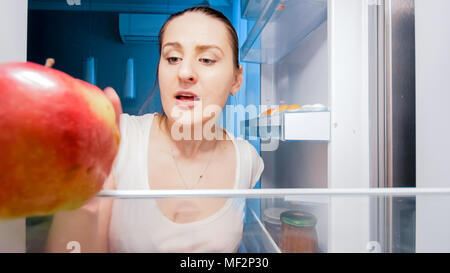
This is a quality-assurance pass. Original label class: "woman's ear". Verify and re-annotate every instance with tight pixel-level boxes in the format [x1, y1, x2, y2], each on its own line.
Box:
[230, 65, 243, 96]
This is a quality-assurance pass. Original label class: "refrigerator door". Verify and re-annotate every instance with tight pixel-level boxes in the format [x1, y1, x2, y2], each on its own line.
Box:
[415, 0, 450, 252]
[0, 0, 28, 253]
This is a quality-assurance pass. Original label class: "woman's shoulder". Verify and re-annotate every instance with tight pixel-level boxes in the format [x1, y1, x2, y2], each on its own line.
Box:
[113, 113, 158, 177]
[232, 136, 259, 157]
[118, 112, 158, 135]
[119, 112, 157, 125]
[231, 136, 264, 188]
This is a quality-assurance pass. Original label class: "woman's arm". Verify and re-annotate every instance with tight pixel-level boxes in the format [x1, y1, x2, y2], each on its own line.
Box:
[44, 173, 116, 253]
[45, 87, 121, 253]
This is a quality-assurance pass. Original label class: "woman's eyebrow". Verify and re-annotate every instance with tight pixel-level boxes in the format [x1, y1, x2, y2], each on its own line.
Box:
[162, 42, 224, 55]
[162, 42, 182, 51]
[196, 45, 224, 55]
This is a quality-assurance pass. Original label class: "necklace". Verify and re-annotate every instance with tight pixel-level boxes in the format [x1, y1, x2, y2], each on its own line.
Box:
[160, 116, 218, 189]
[169, 140, 217, 189]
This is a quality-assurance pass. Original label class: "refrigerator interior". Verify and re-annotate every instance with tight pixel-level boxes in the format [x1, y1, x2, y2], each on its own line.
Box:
[6, 0, 447, 253]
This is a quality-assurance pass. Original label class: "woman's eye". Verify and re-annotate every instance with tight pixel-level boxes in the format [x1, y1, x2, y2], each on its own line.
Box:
[166, 57, 180, 64]
[199, 58, 216, 65]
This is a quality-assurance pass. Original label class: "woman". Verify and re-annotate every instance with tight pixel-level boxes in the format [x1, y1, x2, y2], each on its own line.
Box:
[46, 6, 264, 253]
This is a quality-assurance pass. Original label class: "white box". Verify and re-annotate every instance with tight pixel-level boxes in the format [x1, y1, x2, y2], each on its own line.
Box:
[282, 111, 331, 141]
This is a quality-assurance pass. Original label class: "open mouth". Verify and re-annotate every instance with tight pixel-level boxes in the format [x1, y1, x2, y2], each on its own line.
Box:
[175, 94, 198, 101]
[174, 92, 200, 108]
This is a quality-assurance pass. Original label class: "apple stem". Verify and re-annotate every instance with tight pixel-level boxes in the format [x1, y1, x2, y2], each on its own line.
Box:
[44, 58, 55, 68]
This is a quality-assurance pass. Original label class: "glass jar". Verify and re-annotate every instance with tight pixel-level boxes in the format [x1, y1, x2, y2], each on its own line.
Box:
[280, 210, 318, 253]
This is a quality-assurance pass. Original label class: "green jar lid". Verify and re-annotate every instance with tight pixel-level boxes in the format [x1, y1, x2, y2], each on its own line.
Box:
[280, 210, 317, 227]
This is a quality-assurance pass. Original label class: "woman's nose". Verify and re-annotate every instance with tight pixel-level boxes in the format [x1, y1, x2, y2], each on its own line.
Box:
[177, 59, 197, 83]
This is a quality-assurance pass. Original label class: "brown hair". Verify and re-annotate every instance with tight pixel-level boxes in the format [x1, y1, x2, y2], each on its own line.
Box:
[139, 5, 240, 116]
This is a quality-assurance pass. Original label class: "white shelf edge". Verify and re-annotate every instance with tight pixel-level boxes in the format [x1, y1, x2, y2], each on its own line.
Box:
[97, 188, 450, 199]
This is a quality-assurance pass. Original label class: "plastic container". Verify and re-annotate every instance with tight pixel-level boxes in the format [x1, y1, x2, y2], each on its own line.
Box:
[262, 208, 287, 246]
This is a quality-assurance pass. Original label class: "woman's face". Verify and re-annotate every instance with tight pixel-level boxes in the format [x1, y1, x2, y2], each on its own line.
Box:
[158, 12, 242, 130]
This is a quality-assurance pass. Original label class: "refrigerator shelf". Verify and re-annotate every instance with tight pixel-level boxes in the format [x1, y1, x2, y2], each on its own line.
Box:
[22, 189, 450, 253]
[240, 0, 327, 64]
[240, 110, 330, 142]
[241, 0, 267, 20]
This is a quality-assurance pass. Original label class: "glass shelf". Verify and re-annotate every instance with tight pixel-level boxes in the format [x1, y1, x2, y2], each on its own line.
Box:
[241, 0, 267, 20]
[22, 188, 450, 253]
[240, 0, 327, 64]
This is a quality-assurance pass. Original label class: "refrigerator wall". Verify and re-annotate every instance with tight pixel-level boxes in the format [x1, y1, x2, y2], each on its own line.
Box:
[319, 0, 372, 252]
[260, 22, 328, 189]
[0, 0, 28, 253]
[415, 0, 450, 252]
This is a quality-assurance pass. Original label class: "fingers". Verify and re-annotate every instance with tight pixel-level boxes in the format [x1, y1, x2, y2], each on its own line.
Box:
[44, 58, 55, 68]
[79, 196, 101, 214]
[104, 87, 123, 128]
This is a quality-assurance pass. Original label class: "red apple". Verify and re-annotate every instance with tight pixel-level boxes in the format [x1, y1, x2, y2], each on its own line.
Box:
[0, 62, 120, 219]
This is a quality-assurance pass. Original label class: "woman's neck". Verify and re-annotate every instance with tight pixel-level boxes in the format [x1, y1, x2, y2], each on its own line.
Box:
[158, 114, 226, 158]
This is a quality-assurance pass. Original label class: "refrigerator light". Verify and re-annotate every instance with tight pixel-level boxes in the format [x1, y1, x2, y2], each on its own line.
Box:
[124, 58, 136, 99]
[84, 56, 96, 86]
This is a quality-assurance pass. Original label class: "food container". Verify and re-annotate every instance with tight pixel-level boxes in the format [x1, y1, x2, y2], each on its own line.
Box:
[260, 104, 302, 116]
[280, 210, 318, 253]
[262, 208, 287, 246]
[300, 103, 327, 111]
[285, 104, 302, 112]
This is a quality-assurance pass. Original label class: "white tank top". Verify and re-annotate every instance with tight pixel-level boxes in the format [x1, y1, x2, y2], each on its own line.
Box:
[108, 113, 264, 253]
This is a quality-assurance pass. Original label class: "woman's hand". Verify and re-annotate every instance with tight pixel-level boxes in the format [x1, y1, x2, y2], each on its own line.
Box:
[103, 87, 123, 130]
